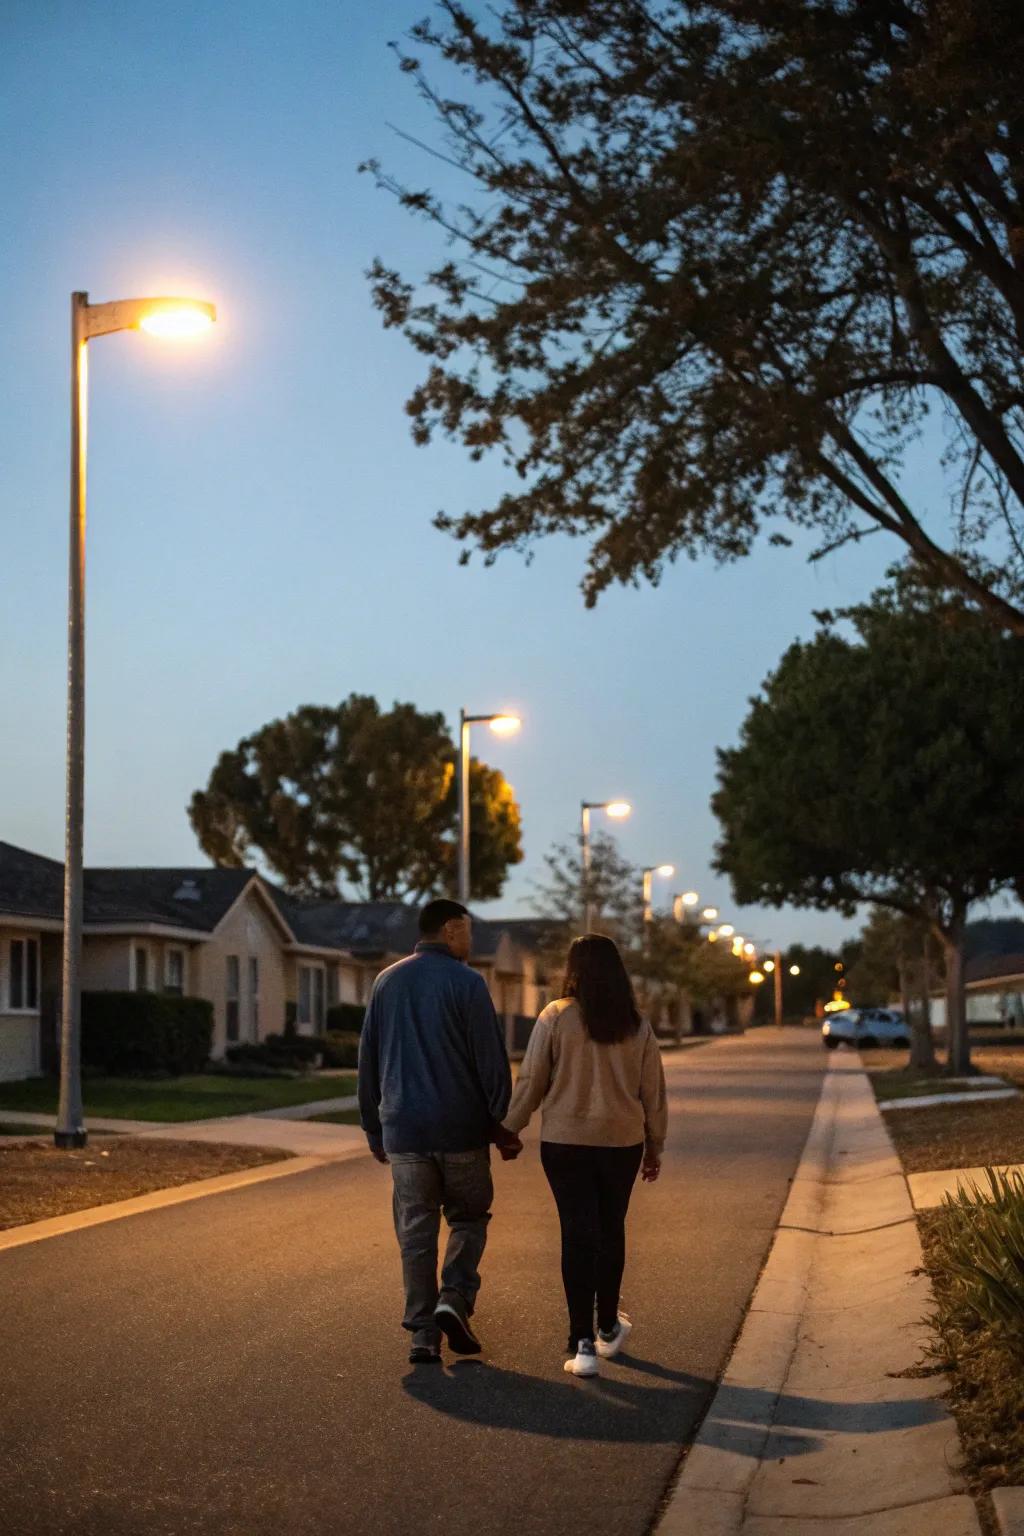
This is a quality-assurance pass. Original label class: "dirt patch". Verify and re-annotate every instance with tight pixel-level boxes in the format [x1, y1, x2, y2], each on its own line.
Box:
[0, 1136, 292, 1230]
[883, 1096, 1024, 1174]
[918, 1212, 1024, 1503]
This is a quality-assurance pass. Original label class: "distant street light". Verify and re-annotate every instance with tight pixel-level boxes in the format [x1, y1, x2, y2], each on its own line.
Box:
[718, 923, 735, 939]
[56, 292, 217, 1152]
[701, 906, 719, 921]
[456, 711, 521, 902]
[642, 863, 675, 923]
[790, 964, 801, 976]
[749, 970, 765, 985]
[580, 798, 631, 931]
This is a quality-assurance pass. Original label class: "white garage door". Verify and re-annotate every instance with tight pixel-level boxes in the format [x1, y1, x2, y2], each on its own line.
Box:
[0, 1016, 40, 1081]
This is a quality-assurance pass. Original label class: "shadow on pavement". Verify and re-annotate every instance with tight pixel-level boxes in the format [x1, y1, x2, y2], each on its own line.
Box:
[403, 1351, 945, 1452]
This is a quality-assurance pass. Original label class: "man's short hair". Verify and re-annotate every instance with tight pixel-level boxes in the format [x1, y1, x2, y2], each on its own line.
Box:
[419, 898, 469, 937]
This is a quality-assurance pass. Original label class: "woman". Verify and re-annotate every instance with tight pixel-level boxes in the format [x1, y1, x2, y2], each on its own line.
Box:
[502, 934, 668, 1377]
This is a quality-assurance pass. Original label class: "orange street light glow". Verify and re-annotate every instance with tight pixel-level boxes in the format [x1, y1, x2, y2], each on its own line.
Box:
[749, 970, 765, 985]
[488, 714, 521, 736]
[763, 959, 776, 972]
[743, 942, 756, 956]
[707, 929, 719, 942]
[138, 300, 217, 339]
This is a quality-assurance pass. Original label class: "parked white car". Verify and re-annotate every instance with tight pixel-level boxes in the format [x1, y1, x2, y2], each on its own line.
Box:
[821, 1008, 911, 1050]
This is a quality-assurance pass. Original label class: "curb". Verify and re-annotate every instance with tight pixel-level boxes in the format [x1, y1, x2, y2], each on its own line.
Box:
[0, 1145, 365, 1254]
[656, 1053, 980, 1536]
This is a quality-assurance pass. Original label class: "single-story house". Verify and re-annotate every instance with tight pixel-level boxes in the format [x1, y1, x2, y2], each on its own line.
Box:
[928, 951, 1024, 1032]
[0, 841, 547, 1080]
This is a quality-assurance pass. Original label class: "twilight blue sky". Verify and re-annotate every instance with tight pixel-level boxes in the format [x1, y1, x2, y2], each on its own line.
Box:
[0, 0, 977, 948]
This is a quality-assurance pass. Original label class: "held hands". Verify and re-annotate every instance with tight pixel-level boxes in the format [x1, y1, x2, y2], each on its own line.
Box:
[641, 1149, 661, 1183]
[492, 1123, 524, 1161]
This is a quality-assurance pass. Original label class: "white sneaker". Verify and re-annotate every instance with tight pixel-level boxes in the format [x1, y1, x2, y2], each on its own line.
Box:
[564, 1338, 599, 1377]
[596, 1313, 632, 1358]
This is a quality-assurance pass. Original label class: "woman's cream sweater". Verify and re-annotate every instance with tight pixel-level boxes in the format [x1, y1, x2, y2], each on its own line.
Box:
[502, 997, 668, 1154]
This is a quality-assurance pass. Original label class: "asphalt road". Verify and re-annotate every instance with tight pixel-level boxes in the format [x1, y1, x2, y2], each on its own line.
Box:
[0, 1027, 824, 1536]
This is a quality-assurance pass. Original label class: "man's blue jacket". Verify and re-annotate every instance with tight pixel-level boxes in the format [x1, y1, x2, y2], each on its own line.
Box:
[357, 941, 512, 1154]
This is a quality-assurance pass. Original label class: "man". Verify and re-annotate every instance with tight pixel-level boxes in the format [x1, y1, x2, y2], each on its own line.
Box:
[358, 898, 522, 1364]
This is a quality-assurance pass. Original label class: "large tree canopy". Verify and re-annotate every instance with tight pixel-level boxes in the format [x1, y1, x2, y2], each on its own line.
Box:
[366, 0, 1024, 631]
[712, 592, 1024, 1070]
[189, 693, 523, 901]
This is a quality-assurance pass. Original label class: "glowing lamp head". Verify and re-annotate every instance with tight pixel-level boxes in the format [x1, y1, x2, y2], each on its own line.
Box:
[681, 890, 699, 906]
[488, 714, 521, 737]
[789, 964, 801, 976]
[749, 970, 765, 985]
[605, 801, 631, 819]
[743, 942, 756, 957]
[138, 299, 217, 339]
[718, 924, 735, 939]
[702, 906, 718, 921]
[763, 959, 776, 973]
[707, 930, 719, 943]
[655, 864, 675, 878]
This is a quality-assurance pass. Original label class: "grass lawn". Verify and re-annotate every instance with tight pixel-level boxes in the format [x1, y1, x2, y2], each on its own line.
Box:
[0, 1073, 356, 1123]
[0, 1136, 291, 1230]
[309, 1108, 363, 1125]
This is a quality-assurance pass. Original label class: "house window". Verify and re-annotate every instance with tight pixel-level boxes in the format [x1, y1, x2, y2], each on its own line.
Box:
[226, 956, 240, 1043]
[249, 956, 259, 1040]
[165, 948, 185, 996]
[8, 938, 39, 1012]
[298, 964, 325, 1031]
[132, 946, 151, 992]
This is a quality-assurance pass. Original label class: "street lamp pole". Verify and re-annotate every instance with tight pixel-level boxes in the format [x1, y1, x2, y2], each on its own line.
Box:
[580, 798, 631, 932]
[54, 291, 216, 1150]
[774, 948, 784, 1030]
[456, 710, 520, 904]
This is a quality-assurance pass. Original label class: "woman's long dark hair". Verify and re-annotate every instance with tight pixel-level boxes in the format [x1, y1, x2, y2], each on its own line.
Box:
[562, 934, 641, 1044]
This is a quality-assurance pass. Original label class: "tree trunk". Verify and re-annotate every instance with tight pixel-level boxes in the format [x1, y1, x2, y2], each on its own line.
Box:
[940, 910, 970, 1075]
[907, 943, 937, 1073]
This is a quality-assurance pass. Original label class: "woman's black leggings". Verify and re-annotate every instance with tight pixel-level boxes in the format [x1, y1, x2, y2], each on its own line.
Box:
[540, 1141, 644, 1346]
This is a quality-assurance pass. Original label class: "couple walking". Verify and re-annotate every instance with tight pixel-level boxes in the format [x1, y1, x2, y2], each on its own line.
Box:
[357, 898, 668, 1376]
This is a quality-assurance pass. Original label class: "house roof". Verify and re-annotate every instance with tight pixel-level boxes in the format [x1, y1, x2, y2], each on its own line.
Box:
[271, 892, 539, 963]
[965, 952, 1024, 988]
[0, 842, 256, 934]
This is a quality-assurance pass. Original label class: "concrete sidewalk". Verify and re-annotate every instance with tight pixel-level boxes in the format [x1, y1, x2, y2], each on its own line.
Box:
[658, 1052, 979, 1536]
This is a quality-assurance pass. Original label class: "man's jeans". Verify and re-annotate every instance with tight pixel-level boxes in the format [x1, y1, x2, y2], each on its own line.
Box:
[390, 1149, 493, 1345]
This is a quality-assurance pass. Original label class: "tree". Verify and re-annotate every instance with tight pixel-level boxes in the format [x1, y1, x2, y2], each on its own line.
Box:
[846, 908, 940, 1070]
[711, 595, 1024, 1073]
[366, 1, 1024, 632]
[188, 693, 523, 900]
[529, 829, 641, 951]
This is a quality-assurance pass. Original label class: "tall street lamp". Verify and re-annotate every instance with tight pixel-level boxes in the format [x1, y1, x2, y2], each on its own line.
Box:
[456, 710, 520, 903]
[671, 890, 700, 923]
[56, 292, 217, 1150]
[643, 864, 675, 923]
[580, 798, 631, 932]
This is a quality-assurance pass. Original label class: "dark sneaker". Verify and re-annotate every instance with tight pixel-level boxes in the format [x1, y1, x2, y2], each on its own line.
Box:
[564, 1338, 598, 1377]
[408, 1343, 442, 1364]
[434, 1294, 482, 1355]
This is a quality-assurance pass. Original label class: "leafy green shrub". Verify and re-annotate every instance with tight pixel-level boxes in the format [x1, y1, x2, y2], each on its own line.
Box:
[931, 1168, 1024, 1351]
[326, 1002, 365, 1034]
[225, 1032, 322, 1072]
[321, 1030, 361, 1069]
[81, 992, 213, 1075]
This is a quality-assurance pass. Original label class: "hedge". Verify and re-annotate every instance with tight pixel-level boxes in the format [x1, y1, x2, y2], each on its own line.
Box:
[81, 992, 213, 1075]
[321, 1030, 361, 1069]
[326, 1002, 365, 1034]
[225, 1031, 323, 1072]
